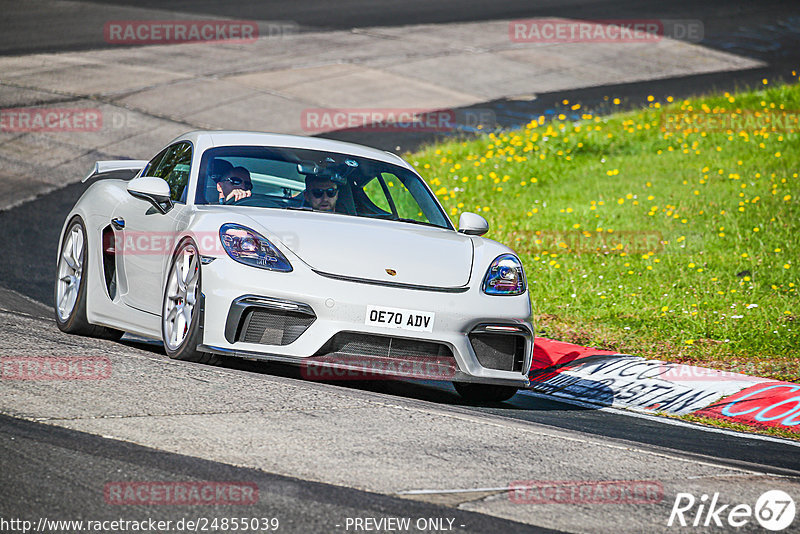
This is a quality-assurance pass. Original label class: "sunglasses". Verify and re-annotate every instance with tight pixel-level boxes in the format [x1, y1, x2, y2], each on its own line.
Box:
[215, 176, 244, 186]
[310, 187, 338, 199]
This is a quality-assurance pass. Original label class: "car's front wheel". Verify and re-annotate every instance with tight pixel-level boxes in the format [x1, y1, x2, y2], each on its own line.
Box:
[162, 239, 220, 365]
[453, 382, 519, 403]
[55, 216, 123, 340]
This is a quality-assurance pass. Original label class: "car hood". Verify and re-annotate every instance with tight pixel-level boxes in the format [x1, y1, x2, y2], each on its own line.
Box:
[236, 209, 474, 288]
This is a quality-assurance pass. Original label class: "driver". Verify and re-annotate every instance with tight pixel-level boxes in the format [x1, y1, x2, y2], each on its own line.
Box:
[303, 175, 338, 212]
[214, 166, 252, 203]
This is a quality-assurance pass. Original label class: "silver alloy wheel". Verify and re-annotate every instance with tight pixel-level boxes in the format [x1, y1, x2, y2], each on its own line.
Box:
[163, 243, 199, 350]
[56, 223, 85, 321]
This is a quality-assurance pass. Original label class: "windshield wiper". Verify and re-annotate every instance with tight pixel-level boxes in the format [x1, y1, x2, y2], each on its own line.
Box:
[393, 217, 442, 228]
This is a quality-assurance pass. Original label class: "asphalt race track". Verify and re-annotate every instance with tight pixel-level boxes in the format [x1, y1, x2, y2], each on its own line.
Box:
[2, 1, 800, 533]
[2, 0, 799, 57]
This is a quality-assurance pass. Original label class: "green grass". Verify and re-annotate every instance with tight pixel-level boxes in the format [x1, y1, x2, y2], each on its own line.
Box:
[678, 414, 800, 441]
[409, 79, 800, 382]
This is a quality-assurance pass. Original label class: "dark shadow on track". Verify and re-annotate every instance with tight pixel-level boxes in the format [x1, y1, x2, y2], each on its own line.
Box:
[322, 64, 800, 153]
[0, 414, 556, 534]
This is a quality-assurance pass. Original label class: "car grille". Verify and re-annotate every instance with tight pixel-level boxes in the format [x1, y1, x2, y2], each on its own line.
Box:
[309, 333, 457, 379]
[237, 308, 316, 345]
[469, 333, 526, 372]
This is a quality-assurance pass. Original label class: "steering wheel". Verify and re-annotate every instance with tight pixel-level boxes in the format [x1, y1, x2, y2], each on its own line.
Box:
[222, 195, 248, 205]
[223, 195, 286, 208]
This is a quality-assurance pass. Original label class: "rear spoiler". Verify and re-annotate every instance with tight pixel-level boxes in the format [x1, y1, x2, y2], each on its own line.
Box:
[82, 160, 149, 183]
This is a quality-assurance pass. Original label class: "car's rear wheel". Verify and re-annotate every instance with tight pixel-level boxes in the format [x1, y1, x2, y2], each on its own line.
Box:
[55, 217, 123, 340]
[162, 239, 220, 365]
[453, 382, 519, 403]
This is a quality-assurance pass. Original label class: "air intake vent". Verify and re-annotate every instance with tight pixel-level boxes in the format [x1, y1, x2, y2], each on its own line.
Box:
[237, 308, 315, 345]
[469, 333, 525, 372]
[310, 332, 457, 379]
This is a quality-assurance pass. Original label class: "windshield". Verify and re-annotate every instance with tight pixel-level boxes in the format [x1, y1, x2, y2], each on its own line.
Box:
[195, 146, 453, 230]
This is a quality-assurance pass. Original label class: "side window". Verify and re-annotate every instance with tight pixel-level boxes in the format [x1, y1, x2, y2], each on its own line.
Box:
[383, 173, 429, 223]
[361, 176, 392, 214]
[359, 173, 430, 223]
[148, 142, 193, 202]
[142, 148, 167, 178]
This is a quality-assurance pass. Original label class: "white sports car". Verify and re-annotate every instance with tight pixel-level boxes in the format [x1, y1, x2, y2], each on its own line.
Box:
[55, 131, 533, 401]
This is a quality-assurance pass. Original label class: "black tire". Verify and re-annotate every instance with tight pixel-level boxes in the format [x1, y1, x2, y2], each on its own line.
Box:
[54, 216, 124, 341]
[161, 239, 220, 365]
[453, 382, 519, 403]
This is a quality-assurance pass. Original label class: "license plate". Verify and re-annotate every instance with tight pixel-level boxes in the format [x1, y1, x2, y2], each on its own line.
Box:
[365, 305, 435, 332]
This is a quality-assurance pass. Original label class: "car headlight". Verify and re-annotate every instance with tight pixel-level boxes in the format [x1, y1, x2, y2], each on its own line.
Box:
[482, 254, 526, 295]
[219, 223, 292, 272]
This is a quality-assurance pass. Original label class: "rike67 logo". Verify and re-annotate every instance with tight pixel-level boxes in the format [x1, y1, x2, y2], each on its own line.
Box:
[668, 490, 795, 531]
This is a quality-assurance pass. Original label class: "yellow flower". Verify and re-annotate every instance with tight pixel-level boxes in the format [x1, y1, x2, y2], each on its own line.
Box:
[661, 306, 669, 312]
[685, 340, 694, 345]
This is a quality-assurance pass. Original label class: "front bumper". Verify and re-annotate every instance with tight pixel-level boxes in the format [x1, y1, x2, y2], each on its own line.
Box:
[199, 255, 532, 387]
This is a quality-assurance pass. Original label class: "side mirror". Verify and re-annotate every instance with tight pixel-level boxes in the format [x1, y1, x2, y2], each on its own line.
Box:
[127, 176, 173, 214]
[458, 212, 489, 236]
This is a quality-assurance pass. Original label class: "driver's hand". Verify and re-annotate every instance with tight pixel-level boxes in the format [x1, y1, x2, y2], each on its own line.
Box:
[225, 189, 252, 202]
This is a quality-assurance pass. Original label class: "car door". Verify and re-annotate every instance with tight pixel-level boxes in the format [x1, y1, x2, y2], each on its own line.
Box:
[112, 142, 193, 315]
